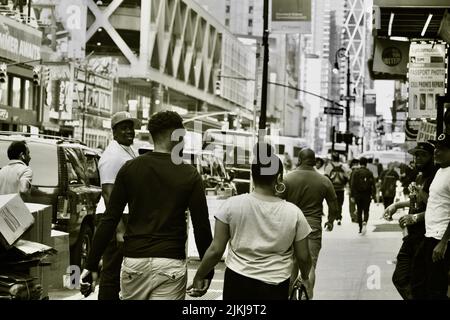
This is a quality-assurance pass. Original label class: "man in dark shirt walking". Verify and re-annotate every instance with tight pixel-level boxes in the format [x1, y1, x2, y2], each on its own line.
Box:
[283, 148, 339, 299]
[350, 157, 376, 235]
[81, 111, 214, 300]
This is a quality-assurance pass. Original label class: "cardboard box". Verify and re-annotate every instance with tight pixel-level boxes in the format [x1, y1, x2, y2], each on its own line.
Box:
[22, 203, 52, 247]
[48, 230, 70, 290]
[0, 194, 34, 249]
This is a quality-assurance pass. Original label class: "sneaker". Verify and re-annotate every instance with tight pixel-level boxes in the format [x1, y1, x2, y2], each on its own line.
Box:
[361, 222, 367, 235]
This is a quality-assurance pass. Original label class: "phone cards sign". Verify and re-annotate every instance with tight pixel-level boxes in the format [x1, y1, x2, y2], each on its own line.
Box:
[416, 121, 436, 142]
[408, 42, 447, 119]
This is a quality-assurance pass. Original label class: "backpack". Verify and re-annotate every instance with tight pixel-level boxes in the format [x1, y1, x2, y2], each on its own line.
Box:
[352, 167, 374, 193]
[329, 163, 348, 188]
[381, 170, 398, 198]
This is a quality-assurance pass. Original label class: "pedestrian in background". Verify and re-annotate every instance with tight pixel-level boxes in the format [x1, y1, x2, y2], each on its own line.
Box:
[324, 152, 349, 225]
[283, 148, 339, 299]
[380, 162, 400, 209]
[350, 157, 376, 235]
[81, 111, 214, 300]
[93, 111, 140, 300]
[0, 141, 32, 199]
[283, 152, 293, 171]
[315, 157, 325, 175]
[188, 143, 312, 300]
[348, 159, 360, 223]
[384, 142, 437, 299]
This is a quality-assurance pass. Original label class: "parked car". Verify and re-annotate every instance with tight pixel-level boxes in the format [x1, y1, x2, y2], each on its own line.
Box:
[183, 150, 237, 196]
[0, 133, 102, 269]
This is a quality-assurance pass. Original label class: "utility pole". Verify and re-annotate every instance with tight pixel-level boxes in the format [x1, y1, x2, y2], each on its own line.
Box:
[81, 65, 87, 143]
[259, 0, 269, 138]
[345, 54, 351, 157]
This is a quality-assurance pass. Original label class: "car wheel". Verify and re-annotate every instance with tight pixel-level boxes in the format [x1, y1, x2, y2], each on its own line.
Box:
[70, 224, 93, 269]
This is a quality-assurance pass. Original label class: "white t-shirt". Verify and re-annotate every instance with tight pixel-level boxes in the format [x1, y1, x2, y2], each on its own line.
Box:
[215, 193, 312, 285]
[0, 160, 32, 194]
[425, 167, 450, 241]
[96, 140, 137, 214]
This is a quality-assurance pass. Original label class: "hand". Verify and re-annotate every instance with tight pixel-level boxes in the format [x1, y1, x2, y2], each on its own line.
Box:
[432, 241, 448, 263]
[324, 222, 333, 232]
[186, 278, 210, 298]
[399, 215, 414, 228]
[350, 197, 355, 203]
[383, 204, 397, 221]
[80, 269, 98, 298]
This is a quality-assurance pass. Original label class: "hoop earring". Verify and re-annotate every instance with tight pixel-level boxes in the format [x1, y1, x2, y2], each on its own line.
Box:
[275, 182, 286, 194]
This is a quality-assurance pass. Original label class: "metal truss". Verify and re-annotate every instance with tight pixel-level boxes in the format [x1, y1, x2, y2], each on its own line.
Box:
[84, 0, 250, 111]
[342, 0, 368, 93]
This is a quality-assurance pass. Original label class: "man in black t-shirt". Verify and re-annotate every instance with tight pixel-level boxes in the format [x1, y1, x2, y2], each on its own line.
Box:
[384, 142, 437, 300]
[80, 111, 214, 300]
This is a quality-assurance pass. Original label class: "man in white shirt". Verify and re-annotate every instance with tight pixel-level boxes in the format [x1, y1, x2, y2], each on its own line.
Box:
[95, 111, 139, 300]
[0, 141, 32, 198]
[411, 133, 450, 299]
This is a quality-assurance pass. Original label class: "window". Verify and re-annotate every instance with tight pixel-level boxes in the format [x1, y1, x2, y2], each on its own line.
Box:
[24, 80, 33, 110]
[0, 78, 8, 106]
[225, 5, 230, 13]
[11, 77, 21, 108]
[225, 18, 229, 26]
[249, 6, 253, 14]
[64, 148, 88, 185]
[0, 142, 58, 187]
[248, 19, 253, 27]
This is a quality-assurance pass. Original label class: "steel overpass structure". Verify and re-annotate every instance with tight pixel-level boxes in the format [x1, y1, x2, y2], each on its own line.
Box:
[84, 0, 255, 122]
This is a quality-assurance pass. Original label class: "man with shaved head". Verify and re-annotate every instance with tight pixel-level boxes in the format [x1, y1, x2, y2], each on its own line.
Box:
[283, 148, 339, 299]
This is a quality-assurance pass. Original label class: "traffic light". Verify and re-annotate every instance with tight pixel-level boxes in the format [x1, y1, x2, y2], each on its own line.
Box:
[343, 133, 354, 145]
[41, 66, 50, 84]
[0, 64, 7, 84]
[215, 71, 221, 95]
[376, 115, 385, 135]
[32, 66, 41, 86]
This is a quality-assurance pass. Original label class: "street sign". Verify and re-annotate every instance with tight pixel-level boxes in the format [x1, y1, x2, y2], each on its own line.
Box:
[339, 95, 356, 101]
[324, 107, 344, 115]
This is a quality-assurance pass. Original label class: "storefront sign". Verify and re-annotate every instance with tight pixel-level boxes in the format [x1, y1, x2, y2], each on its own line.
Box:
[408, 42, 447, 119]
[364, 94, 377, 117]
[373, 38, 410, 76]
[374, 0, 450, 7]
[271, 0, 311, 34]
[62, 120, 80, 127]
[417, 121, 436, 143]
[0, 15, 42, 62]
[0, 108, 8, 121]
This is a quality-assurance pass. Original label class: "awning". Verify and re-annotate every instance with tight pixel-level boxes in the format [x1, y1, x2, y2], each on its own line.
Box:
[374, 2, 449, 41]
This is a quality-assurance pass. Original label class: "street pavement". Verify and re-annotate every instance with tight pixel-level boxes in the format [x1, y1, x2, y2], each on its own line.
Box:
[48, 193, 409, 300]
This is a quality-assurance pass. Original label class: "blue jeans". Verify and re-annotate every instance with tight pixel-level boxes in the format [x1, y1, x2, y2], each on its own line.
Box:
[120, 257, 187, 300]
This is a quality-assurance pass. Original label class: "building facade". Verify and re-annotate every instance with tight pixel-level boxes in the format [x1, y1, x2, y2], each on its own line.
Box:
[0, 14, 42, 133]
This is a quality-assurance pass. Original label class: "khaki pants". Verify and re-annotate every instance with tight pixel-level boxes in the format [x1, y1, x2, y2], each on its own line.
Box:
[120, 257, 187, 300]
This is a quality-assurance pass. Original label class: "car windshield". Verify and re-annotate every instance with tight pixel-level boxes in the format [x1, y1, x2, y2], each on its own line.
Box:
[0, 141, 58, 187]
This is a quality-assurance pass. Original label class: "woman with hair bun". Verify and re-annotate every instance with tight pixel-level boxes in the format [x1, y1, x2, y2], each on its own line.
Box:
[187, 143, 312, 300]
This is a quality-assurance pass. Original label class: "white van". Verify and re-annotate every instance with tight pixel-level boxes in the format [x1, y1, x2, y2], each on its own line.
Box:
[266, 135, 309, 166]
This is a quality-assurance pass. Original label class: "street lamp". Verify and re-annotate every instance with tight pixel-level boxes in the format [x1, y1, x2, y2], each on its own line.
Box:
[333, 47, 351, 157]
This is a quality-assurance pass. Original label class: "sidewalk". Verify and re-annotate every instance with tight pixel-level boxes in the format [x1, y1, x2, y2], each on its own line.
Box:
[314, 197, 404, 300]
